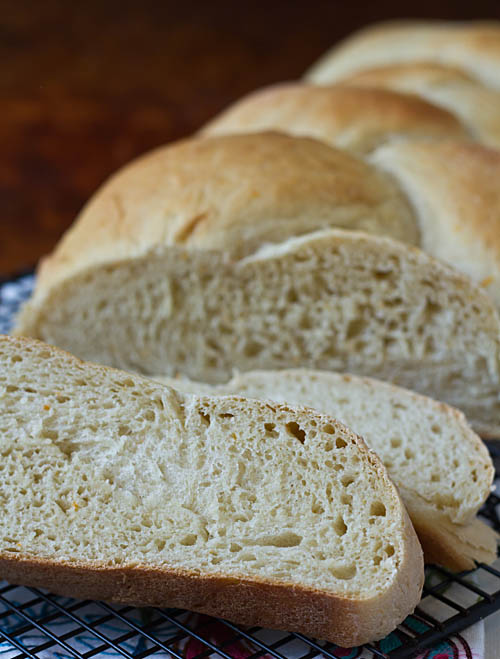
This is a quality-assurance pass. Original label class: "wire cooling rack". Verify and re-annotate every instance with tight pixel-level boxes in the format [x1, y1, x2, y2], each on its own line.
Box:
[1, 272, 500, 659]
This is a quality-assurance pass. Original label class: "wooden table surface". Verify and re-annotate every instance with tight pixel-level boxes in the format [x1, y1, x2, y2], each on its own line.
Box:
[2, 0, 500, 277]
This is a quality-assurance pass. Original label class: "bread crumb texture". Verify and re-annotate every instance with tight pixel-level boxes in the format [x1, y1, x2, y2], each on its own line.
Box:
[0, 337, 413, 601]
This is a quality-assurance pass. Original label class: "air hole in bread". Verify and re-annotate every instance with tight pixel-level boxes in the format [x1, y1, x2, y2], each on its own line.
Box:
[346, 318, 366, 340]
[390, 437, 402, 448]
[323, 423, 335, 435]
[199, 411, 211, 426]
[334, 516, 348, 537]
[374, 270, 392, 280]
[341, 474, 355, 487]
[431, 424, 441, 434]
[121, 378, 135, 388]
[370, 502, 386, 517]
[10, 355, 22, 363]
[329, 564, 356, 580]
[56, 499, 70, 513]
[244, 341, 263, 358]
[385, 545, 395, 557]
[254, 532, 302, 548]
[240, 553, 256, 562]
[285, 421, 306, 443]
[219, 413, 234, 419]
[118, 425, 132, 436]
[180, 534, 197, 547]
[264, 422, 278, 438]
[336, 437, 347, 449]
[404, 448, 414, 460]
[424, 300, 442, 321]
[41, 429, 59, 441]
[341, 493, 352, 506]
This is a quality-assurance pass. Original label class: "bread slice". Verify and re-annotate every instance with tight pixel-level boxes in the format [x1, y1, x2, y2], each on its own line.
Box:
[0, 336, 424, 646]
[305, 20, 500, 90]
[342, 63, 500, 149]
[370, 141, 500, 309]
[201, 83, 469, 154]
[14, 224, 500, 437]
[157, 370, 496, 570]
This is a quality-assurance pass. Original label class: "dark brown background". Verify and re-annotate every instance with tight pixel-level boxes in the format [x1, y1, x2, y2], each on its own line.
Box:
[2, 0, 500, 277]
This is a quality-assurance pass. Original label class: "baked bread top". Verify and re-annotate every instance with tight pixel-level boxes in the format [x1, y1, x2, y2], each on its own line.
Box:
[371, 140, 500, 307]
[341, 63, 500, 148]
[305, 20, 500, 90]
[202, 83, 469, 154]
[22, 131, 419, 289]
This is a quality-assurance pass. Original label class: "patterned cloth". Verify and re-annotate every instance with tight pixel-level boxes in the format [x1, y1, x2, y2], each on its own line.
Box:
[0, 274, 487, 658]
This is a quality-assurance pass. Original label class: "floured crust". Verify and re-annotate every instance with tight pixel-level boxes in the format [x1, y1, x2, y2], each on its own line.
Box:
[305, 20, 500, 90]
[202, 83, 468, 153]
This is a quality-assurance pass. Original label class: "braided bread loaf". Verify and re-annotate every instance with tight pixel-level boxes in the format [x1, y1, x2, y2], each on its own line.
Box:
[14, 132, 500, 436]
[305, 21, 500, 148]
[306, 20, 500, 90]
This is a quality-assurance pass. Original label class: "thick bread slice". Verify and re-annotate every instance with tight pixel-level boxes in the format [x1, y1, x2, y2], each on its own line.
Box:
[371, 141, 500, 308]
[14, 228, 500, 437]
[158, 370, 496, 571]
[0, 336, 424, 646]
[342, 63, 500, 149]
[305, 20, 500, 90]
[201, 83, 469, 154]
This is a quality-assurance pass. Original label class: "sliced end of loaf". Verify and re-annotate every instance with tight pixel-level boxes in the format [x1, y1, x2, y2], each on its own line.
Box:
[0, 335, 424, 645]
[15, 230, 500, 437]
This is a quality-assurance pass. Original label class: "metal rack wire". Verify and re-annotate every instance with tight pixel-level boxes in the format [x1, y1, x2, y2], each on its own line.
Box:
[1, 272, 500, 658]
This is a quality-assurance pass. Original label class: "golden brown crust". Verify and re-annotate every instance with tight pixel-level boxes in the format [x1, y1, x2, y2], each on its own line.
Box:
[344, 62, 476, 87]
[305, 20, 500, 89]
[202, 83, 468, 153]
[409, 511, 498, 572]
[341, 63, 500, 149]
[17, 131, 418, 308]
[371, 140, 500, 307]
